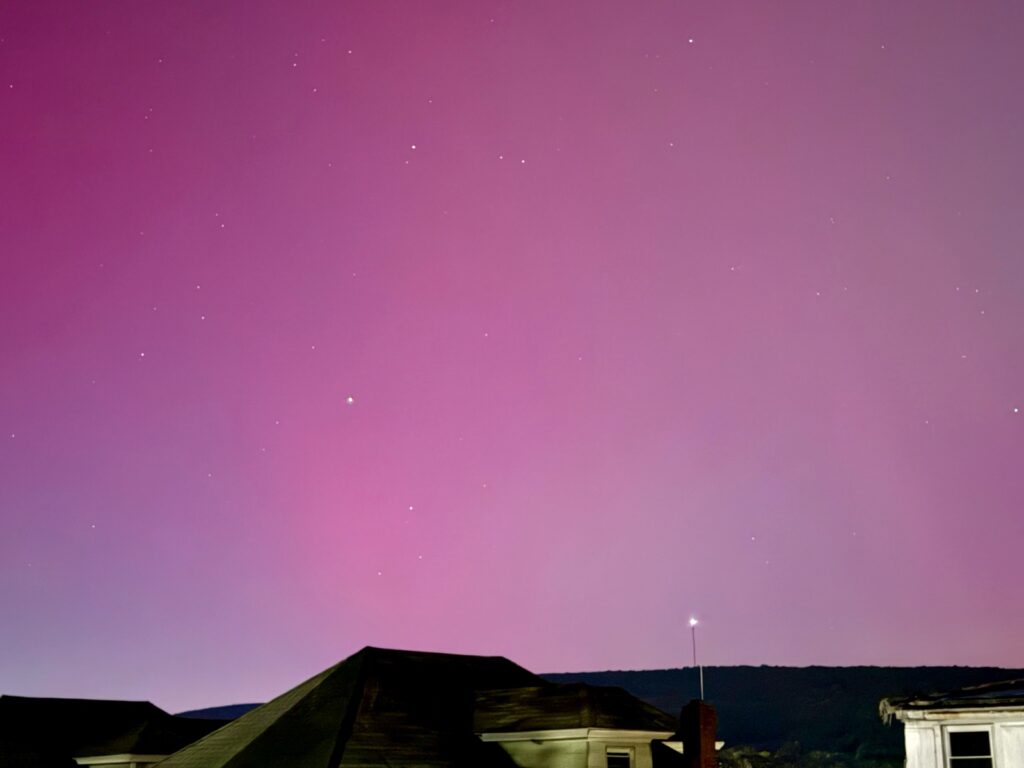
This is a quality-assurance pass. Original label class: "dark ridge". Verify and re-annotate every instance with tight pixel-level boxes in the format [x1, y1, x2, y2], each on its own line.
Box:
[175, 703, 262, 720]
[543, 665, 1024, 759]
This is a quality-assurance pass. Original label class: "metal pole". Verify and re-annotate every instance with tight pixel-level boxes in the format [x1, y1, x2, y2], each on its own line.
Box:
[691, 623, 697, 667]
[690, 619, 704, 701]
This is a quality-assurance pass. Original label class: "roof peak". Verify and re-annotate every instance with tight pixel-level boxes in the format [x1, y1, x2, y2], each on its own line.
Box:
[355, 645, 513, 661]
[158, 646, 544, 768]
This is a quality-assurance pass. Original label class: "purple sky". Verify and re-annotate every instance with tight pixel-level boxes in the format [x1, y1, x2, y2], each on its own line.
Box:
[2, 1, 1023, 713]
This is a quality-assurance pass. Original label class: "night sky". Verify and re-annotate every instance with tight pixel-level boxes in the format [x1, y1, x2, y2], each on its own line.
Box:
[2, 1, 1023, 713]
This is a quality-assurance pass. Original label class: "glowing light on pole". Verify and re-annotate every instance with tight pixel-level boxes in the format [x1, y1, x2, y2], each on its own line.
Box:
[689, 617, 704, 700]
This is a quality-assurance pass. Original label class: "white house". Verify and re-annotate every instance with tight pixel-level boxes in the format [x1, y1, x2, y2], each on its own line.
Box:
[474, 683, 689, 768]
[880, 678, 1024, 768]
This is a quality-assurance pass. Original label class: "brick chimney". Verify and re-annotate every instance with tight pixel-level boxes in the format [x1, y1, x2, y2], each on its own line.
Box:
[679, 699, 717, 768]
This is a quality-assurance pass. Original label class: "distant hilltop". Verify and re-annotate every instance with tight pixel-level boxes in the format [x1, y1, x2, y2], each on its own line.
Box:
[545, 665, 1024, 760]
[177, 703, 263, 720]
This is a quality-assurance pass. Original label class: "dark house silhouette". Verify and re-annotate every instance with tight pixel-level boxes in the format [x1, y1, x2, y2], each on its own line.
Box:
[0, 695, 226, 768]
[161, 647, 692, 767]
[4, 647, 717, 768]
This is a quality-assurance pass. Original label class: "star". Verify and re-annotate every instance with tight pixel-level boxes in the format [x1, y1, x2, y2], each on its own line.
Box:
[346, 395, 355, 405]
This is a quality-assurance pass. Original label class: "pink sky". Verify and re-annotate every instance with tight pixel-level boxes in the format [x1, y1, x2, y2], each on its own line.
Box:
[2, 1, 1023, 713]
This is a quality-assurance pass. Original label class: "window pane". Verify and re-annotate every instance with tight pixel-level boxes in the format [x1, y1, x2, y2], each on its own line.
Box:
[949, 759, 992, 768]
[950, 731, 991, 757]
[607, 754, 631, 768]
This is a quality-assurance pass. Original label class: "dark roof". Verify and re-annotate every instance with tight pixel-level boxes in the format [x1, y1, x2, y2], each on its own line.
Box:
[158, 647, 542, 768]
[76, 715, 230, 757]
[157, 646, 676, 768]
[0, 695, 226, 768]
[475, 684, 677, 733]
[880, 678, 1024, 721]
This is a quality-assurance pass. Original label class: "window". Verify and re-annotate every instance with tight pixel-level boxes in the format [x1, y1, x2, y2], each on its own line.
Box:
[948, 729, 992, 768]
[607, 748, 632, 768]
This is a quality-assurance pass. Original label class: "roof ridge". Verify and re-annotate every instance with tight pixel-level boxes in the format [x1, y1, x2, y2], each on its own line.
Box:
[357, 645, 513, 661]
[157, 657, 352, 768]
[323, 655, 371, 768]
[216, 650, 370, 768]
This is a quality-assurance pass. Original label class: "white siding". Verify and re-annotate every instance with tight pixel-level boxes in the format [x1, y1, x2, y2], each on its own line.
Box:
[498, 737, 589, 768]
[483, 729, 670, 768]
[996, 723, 1024, 767]
[905, 723, 942, 768]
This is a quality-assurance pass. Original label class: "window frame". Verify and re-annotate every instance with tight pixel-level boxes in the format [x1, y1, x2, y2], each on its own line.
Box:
[945, 725, 994, 768]
[606, 746, 634, 768]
